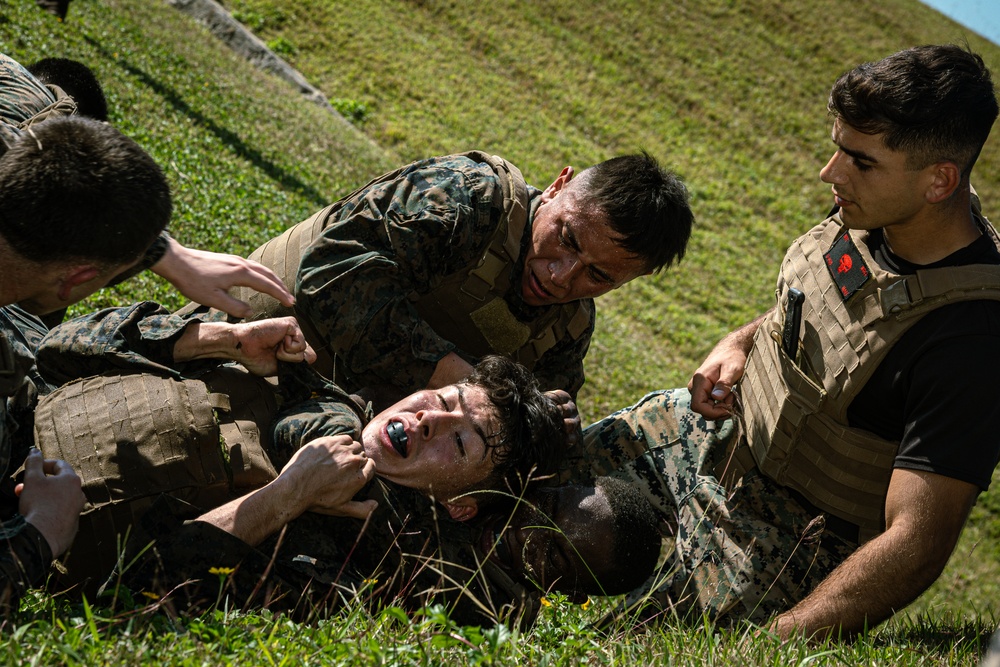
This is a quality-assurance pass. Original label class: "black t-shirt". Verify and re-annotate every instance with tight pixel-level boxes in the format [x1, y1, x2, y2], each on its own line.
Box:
[847, 225, 1000, 491]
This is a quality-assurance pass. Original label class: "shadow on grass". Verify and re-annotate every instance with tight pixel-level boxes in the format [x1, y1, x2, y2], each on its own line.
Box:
[83, 34, 329, 209]
[873, 616, 997, 658]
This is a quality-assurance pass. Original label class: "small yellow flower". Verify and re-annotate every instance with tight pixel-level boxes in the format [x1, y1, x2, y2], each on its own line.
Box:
[363, 577, 378, 585]
[580, 598, 591, 611]
[141, 591, 160, 601]
[540, 597, 552, 607]
[209, 566, 235, 576]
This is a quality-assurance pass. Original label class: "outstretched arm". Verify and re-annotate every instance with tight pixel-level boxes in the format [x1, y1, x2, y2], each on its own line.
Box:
[197, 435, 377, 547]
[172, 316, 316, 375]
[770, 468, 977, 640]
[151, 236, 294, 318]
[688, 310, 770, 419]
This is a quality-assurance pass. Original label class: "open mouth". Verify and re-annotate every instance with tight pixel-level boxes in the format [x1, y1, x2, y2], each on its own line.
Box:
[386, 420, 409, 457]
[526, 269, 555, 303]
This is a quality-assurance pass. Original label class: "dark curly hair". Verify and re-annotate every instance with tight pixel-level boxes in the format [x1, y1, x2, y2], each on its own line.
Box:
[587, 476, 661, 596]
[464, 355, 563, 493]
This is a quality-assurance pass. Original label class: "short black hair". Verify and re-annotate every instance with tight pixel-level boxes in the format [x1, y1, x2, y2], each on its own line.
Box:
[574, 152, 693, 273]
[582, 476, 661, 596]
[465, 355, 563, 493]
[27, 57, 109, 121]
[0, 116, 171, 265]
[829, 44, 998, 176]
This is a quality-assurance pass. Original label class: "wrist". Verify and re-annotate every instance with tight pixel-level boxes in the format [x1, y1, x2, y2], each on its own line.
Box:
[172, 322, 240, 362]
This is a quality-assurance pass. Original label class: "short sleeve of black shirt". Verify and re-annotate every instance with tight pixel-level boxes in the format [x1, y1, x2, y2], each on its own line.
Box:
[847, 227, 1000, 491]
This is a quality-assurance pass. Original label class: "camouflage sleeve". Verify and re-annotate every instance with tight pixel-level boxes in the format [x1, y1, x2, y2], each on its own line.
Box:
[531, 303, 595, 399]
[34, 301, 214, 388]
[295, 156, 503, 391]
[0, 515, 53, 618]
[0, 54, 55, 125]
[271, 363, 367, 458]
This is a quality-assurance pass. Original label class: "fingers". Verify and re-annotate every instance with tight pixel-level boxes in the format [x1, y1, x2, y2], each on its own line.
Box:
[24, 450, 74, 478]
[206, 291, 255, 320]
[238, 261, 295, 308]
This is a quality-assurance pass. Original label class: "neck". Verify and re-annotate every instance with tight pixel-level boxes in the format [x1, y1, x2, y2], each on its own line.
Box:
[882, 194, 980, 266]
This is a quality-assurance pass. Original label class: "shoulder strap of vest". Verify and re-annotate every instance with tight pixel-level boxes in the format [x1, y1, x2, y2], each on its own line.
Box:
[876, 219, 1000, 319]
[455, 152, 530, 302]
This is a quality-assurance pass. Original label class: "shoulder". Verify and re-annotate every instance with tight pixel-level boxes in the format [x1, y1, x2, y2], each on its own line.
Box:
[0, 54, 56, 125]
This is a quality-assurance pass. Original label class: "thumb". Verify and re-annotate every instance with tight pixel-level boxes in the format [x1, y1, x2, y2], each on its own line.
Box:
[22, 448, 43, 478]
[711, 381, 733, 400]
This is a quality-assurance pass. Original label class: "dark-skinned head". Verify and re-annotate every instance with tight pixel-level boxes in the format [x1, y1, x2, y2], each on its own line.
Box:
[478, 476, 661, 601]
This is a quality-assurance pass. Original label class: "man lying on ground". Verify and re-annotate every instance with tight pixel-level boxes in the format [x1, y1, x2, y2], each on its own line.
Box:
[31, 303, 576, 624]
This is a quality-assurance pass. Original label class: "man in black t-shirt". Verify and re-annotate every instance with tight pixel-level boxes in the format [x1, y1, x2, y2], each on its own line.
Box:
[569, 44, 1000, 638]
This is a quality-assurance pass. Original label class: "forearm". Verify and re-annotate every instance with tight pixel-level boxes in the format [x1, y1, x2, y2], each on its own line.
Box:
[773, 470, 975, 640]
[171, 321, 241, 363]
[198, 476, 306, 548]
[772, 528, 939, 639]
[0, 517, 53, 617]
[35, 302, 196, 386]
[723, 309, 771, 357]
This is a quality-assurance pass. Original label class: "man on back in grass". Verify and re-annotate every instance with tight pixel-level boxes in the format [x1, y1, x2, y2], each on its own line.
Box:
[561, 44, 1000, 639]
[29, 302, 575, 624]
[237, 151, 693, 404]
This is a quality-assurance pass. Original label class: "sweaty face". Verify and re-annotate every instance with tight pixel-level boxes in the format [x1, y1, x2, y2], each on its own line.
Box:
[362, 383, 501, 500]
[478, 484, 615, 594]
[820, 119, 936, 233]
[521, 178, 649, 307]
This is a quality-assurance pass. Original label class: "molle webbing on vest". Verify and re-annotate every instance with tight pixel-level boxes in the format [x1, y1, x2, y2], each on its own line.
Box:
[739, 215, 1000, 541]
[33, 367, 280, 589]
[413, 153, 589, 369]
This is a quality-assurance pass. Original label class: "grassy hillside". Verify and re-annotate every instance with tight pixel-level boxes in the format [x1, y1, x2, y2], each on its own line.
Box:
[1, 0, 999, 663]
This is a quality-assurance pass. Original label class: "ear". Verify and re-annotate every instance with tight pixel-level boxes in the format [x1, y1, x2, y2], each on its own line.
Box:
[539, 166, 574, 204]
[443, 496, 479, 522]
[924, 161, 962, 204]
[56, 265, 101, 301]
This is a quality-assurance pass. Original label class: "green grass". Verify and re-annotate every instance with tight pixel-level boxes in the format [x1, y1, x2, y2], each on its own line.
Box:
[2, 0, 1000, 663]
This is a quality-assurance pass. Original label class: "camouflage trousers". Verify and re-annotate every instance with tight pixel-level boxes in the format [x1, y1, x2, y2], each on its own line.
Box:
[561, 389, 857, 624]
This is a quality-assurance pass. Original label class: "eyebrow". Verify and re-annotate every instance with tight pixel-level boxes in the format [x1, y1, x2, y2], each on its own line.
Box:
[832, 135, 878, 165]
[457, 385, 490, 461]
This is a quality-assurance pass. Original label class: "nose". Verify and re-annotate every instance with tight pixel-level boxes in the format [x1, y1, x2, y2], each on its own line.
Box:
[820, 151, 847, 184]
[549, 256, 581, 289]
[415, 408, 453, 441]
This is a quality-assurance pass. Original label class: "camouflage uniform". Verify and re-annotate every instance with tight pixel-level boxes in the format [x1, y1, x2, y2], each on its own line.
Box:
[561, 389, 856, 625]
[272, 154, 594, 396]
[34, 304, 541, 626]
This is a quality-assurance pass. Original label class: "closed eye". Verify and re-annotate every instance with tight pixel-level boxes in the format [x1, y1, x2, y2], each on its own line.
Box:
[440, 392, 467, 458]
